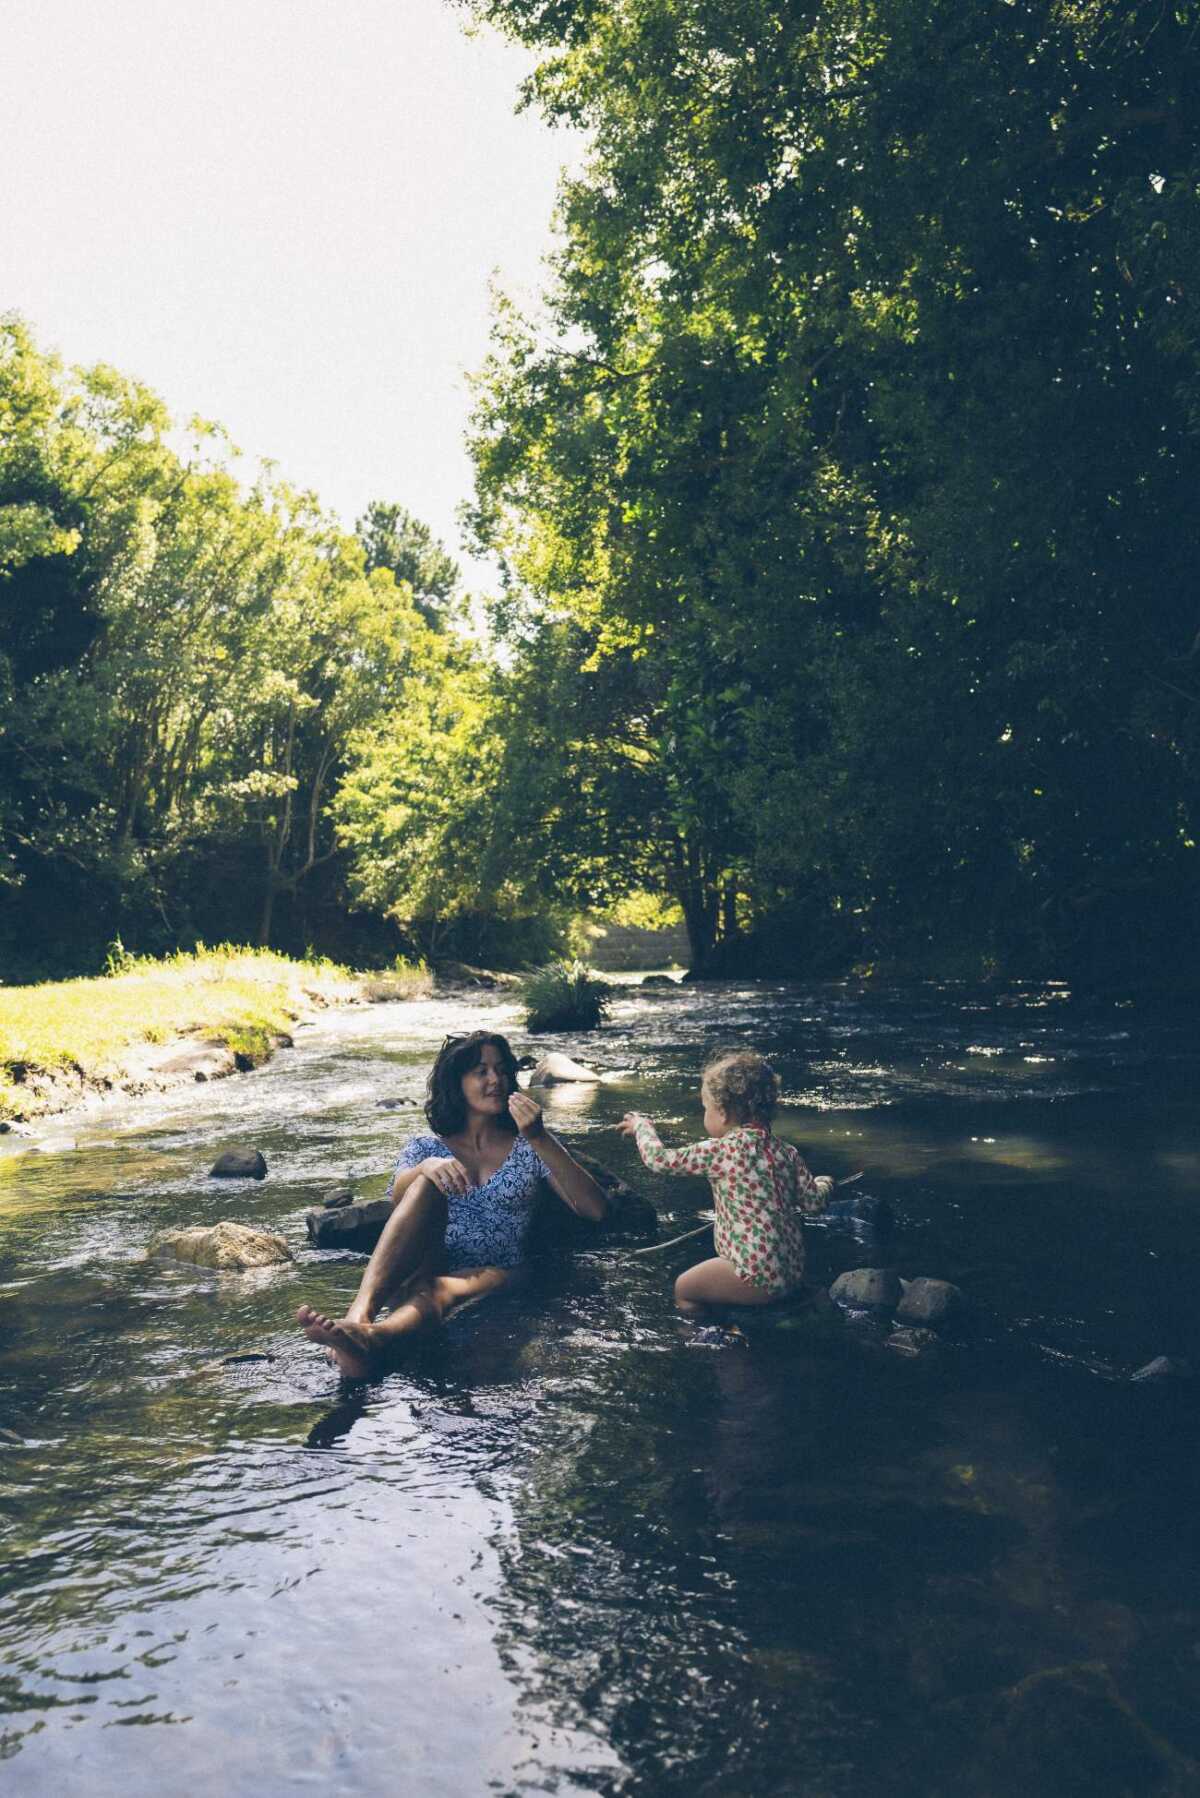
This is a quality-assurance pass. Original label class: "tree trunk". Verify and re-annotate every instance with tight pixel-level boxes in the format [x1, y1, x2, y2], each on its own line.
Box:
[671, 835, 718, 974]
[258, 873, 276, 948]
[721, 879, 737, 943]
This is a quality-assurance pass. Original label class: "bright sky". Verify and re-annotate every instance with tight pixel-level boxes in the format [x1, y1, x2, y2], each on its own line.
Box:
[2, 0, 574, 588]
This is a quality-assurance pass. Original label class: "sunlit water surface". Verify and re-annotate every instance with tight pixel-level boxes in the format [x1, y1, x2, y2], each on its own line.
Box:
[1, 979, 1198, 1795]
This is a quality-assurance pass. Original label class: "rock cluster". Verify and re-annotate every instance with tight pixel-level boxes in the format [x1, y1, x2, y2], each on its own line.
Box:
[828, 1267, 964, 1350]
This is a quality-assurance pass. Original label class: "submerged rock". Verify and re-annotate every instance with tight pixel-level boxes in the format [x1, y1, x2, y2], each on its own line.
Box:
[150, 1221, 292, 1269]
[897, 1277, 963, 1326]
[885, 1326, 940, 1356]
[1131, 1355, 1193, 1383]
[209, 1148, 268, 1180]
[321, 1185, 355, 1209]
[527, 1053, 601, 1085]
[531, 1151, 657, 1248]
[829, 1268, 902, 1311]
[971, 1661, 1191, 1796]
[819, 1190, 895, 1233]
[640, 974, 679, 987]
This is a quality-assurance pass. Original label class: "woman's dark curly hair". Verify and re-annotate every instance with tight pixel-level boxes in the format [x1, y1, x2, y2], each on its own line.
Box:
[425, 1031, 520, 1137]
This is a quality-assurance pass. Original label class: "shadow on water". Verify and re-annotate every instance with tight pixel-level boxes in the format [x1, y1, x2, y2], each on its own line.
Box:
[1, 980, 1199, 1794]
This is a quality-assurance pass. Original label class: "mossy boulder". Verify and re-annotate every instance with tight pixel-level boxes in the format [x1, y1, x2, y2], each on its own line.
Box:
[150, 1221, 292, 1269]
[829, 1267, 902, 1311]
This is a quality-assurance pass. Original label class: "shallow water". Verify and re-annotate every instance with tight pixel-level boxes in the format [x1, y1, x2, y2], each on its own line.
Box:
[1, 979, 1198, 1795]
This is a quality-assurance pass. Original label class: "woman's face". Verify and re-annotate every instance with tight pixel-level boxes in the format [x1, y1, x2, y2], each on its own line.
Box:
[460, 1043, 511, 1116]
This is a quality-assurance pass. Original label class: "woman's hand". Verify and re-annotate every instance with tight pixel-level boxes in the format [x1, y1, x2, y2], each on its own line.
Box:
[617, 1112, 645, 1137]
[421, 1155, 471, 1195]
[508, 1092, 546, 1140]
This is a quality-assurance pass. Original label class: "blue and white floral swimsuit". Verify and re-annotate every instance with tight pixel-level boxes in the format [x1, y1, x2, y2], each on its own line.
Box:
[395, 1132, 553, 1270]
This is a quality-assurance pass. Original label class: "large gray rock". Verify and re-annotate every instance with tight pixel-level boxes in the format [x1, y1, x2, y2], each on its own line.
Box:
[527, 1053, 601, 1086]
[304, 1155, 656, 1256]
[1130, 1354, 1192, 1383]
[530, 1151, 657, 1248]
[209, 1148, 268, 1180]
[150, 1221, 292, 1269]
[896, 1277, 963, 1326]
[306, 1198, 394, 1254]
[829, 1268, 902, 1311]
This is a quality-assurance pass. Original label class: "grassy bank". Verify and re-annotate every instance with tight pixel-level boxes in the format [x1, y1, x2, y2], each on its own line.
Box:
[0, 946, 429, 1124]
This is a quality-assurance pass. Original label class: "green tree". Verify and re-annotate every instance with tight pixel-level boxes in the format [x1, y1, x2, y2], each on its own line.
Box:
[464, 0, 1200, 981]
[355, 499, 461, 626]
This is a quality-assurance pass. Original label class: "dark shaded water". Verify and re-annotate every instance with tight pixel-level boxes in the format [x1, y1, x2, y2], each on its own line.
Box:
[1, 979, 1198, 1795]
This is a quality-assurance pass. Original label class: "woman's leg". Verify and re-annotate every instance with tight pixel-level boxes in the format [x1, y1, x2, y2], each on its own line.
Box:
[365, 1265, 519, 1347]
[343, 1175, 448, 1324]
[296, 1175, 448, 1376]
[298, 1264, 521, 1378]
[674, 1256, 777, 1313]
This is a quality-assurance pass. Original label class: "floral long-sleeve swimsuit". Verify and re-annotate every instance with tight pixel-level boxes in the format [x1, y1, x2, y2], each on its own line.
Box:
[395, 1132, 552, 1270]
[633, 1118, 825, 1296]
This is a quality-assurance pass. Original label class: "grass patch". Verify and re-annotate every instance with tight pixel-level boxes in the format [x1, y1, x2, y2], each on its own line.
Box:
[519, 960, 611, 1033]
[0, 945, 366, 1122]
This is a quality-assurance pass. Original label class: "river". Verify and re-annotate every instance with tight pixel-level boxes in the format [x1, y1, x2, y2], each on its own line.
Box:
[1, 977, 1198, 1794]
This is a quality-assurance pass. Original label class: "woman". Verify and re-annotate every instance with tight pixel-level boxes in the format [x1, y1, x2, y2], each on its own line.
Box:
[296, 1030, 608, 1377]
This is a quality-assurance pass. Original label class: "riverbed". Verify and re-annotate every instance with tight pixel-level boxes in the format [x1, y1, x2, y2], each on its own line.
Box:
[1, 978, 1198, 1794]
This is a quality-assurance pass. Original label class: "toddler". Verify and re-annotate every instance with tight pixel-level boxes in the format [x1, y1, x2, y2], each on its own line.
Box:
[620, 1048, 834, 1310]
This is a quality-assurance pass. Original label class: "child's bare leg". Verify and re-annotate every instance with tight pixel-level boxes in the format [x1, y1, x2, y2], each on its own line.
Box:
[675, 1256, 777, 1313]
[298, 1265, 521, 1378]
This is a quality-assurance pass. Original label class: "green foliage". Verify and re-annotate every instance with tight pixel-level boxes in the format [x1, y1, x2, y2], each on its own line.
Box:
[0, 315, 460, 975]
[462, 0, 1200, 985]
[0, 945, 358, 1120]
[519, 960, 612, 1032]
[355, 500, 461, 627]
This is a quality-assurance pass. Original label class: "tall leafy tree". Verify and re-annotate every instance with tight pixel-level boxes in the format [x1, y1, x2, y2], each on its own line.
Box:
[355, 499, 461, 626]
[464, 0, 1200, 979]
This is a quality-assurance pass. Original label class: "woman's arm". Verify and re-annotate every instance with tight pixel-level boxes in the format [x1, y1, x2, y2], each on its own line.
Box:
[388, 1136, 472, 1202]
[508, 1093, 608, 1220]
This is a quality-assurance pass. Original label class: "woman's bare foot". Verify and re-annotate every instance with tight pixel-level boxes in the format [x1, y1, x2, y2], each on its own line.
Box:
[296, 1306, 375, 1379]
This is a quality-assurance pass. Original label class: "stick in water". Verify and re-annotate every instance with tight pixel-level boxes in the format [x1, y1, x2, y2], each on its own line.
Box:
[631, 1172, 867, 1257]
[630, 1221, 713, 1258]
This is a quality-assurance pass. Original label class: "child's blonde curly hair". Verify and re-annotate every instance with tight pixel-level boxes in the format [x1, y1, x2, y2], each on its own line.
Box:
[701, 1047, 780, 1125]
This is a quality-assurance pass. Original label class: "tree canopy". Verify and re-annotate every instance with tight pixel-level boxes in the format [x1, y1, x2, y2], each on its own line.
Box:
[4, 3, 1198, 985]
[459, 0, 1200, 982]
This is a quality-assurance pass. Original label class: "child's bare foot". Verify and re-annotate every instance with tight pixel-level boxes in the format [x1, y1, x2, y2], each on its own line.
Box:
[296, 1306, 375, 1379]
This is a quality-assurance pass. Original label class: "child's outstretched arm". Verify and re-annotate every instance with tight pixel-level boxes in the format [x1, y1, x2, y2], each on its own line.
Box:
[619, 1112, 725, 1176]
[790, 1147, 836, 1215]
